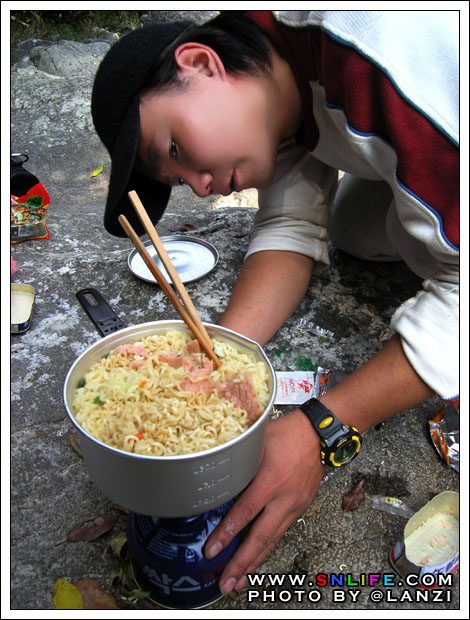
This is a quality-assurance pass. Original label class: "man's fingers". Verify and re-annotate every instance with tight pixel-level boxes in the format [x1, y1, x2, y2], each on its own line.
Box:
[205, 496, 261, 559]
[202, 411, 325, 596]
[218, 504, 299, 595]
[205, 476, 272, 560]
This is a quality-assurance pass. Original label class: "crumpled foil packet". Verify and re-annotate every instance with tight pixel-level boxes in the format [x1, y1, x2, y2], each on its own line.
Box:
[429, 403, 459, 472]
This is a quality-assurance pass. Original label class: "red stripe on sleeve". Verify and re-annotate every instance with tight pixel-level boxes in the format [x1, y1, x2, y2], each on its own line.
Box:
[322, 36, 459, 249]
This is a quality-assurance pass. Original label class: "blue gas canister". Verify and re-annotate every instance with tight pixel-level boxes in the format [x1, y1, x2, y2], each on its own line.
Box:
[127, 500, 241, 609]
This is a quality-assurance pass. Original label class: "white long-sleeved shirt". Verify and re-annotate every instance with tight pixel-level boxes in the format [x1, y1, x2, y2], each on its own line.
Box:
[246, 11, 459, 403]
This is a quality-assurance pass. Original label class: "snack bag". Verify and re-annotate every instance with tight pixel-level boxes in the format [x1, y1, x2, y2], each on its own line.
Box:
[429, 403, 460, 472]
[11, 154, 51, 243]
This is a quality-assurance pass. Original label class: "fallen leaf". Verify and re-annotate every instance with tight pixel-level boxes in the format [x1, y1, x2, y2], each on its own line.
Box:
[111, 546, 151, 605]
[54, 579, 84, 609]
[57, 513, 119, 545]
[342, 479, 365, 511]
[90, 165, 103, 178]
[73, 578, 120, 609]
[68, 513, 119, 542]
[120, 585, 152, 603]
[110, 532, 128, 559]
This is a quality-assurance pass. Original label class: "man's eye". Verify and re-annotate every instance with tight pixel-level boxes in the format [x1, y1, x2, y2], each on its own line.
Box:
[170, 139, 178, 161]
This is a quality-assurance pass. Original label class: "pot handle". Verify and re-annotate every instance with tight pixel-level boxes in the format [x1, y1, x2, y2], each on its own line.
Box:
[76, 288, 126, 337]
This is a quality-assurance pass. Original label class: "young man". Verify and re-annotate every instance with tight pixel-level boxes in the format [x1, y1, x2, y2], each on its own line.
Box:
[92, 10, 459, 596]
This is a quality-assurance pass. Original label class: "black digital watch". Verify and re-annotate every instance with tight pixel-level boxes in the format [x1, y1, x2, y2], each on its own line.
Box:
[299, 397, 362, 467]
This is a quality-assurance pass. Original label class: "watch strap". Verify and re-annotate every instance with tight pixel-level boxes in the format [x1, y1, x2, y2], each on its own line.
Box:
[299, 397, 344, 441]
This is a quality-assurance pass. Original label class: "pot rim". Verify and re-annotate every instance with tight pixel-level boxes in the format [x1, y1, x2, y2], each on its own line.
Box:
[63, 320, 275, 462]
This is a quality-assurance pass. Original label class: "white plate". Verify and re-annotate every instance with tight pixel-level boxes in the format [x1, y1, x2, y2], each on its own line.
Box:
[127, 235, 219, 284]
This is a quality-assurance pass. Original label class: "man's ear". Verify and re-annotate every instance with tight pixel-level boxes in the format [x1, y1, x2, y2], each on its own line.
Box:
[174, 43, 226, 78]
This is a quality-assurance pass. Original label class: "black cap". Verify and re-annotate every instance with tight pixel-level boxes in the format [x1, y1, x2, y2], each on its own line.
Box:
[91, 22, 192, 236]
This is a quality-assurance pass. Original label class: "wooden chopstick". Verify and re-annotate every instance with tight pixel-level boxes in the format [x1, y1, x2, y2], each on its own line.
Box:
[128, 190, 214, 351]
[118, 214, 221, 368]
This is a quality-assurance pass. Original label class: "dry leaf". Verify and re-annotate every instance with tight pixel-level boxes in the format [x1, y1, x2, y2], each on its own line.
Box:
[54, 579, 84, 609]
[112, 548, 151, 604]
[67, 513, 119, 541]
[342, 479, 365, 511]
[57, 513, 119, 545]
[90, 165, 103, 178]
[110, 532, 128, 559]
[73, 578, 120, 609]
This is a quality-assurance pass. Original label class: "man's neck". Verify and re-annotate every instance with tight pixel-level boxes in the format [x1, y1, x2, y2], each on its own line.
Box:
[267, 39, 303, 142]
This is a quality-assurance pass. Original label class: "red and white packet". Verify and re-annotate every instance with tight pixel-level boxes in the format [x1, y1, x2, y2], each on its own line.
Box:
[274, 368, 349, 405]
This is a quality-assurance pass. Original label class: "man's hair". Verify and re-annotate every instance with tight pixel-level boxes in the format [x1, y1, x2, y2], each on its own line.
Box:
[142, 11, 273, 94]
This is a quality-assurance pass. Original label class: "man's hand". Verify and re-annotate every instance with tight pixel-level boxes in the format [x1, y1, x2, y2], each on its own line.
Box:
[204, 408, 325, 595]
[204, 334, 435, 595]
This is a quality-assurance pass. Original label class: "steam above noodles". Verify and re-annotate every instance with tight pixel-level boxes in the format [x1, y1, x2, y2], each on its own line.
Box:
[72, 330, 270, 456]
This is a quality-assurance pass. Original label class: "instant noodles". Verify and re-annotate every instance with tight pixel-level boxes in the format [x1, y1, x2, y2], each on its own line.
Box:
[72, 330, 270, 457]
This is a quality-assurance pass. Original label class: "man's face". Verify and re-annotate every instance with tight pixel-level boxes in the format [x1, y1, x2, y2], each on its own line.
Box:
[138, 69, 280, 197]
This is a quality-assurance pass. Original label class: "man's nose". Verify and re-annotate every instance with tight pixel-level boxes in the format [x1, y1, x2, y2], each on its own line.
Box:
[189, 171, 213, 197]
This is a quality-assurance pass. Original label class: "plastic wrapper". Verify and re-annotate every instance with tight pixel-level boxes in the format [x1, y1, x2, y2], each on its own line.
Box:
[429, 404, 459, 472]
[296, 318, 335, 343]
[274, 324, 335, 373]
[371, 496, 415, 519]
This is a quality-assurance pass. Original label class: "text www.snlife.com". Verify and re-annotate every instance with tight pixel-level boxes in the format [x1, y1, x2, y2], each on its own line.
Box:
[244, 572, 453, 605]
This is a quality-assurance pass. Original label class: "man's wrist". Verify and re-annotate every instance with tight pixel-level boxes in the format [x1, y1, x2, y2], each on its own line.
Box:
[298, 397, 362, 467]
[290, 408, 325, 466]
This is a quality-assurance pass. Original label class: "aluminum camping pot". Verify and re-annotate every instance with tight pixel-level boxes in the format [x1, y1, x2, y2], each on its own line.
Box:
[63, 321, 275, 517]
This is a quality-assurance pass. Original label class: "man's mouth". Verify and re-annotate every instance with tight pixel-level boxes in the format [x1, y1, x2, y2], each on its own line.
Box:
[230, 169, 238, 193]
[220, 171, 238, 195]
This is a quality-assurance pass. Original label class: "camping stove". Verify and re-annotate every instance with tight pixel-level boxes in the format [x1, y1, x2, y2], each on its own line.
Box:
[126, 499, 241, 609]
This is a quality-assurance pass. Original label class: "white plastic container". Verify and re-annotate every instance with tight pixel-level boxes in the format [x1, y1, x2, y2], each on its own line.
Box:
[390, 491, 459, 586]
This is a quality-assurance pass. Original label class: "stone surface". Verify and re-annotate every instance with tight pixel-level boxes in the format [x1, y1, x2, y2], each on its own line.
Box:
[28, 40, 111, 80]
[9, 25, 460, 613]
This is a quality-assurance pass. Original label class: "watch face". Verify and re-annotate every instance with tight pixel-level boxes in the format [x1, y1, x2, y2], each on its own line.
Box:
[330, 434, 361, 466]
[335, 439, 359, 464]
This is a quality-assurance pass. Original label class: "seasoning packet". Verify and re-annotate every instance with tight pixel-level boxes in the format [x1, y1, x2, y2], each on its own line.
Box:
[274, 367, 349, 405]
